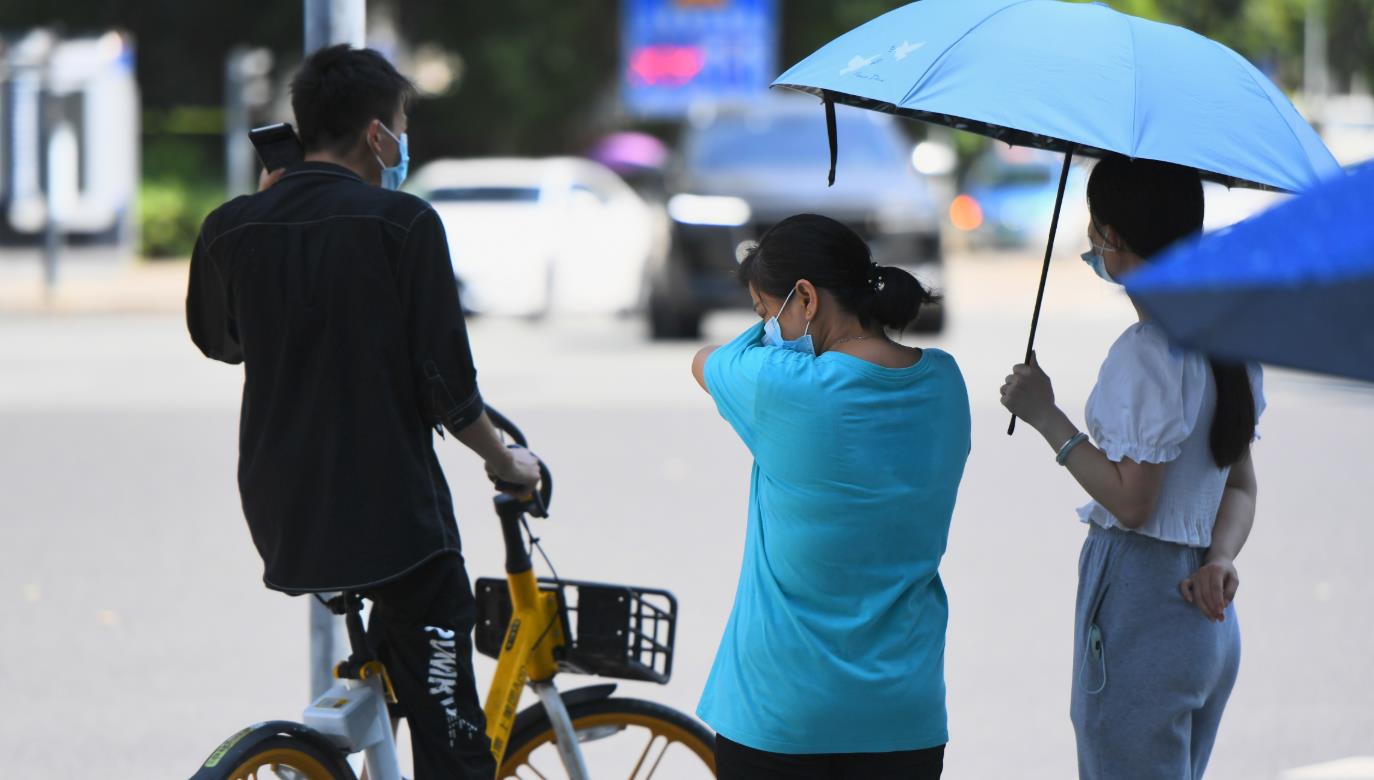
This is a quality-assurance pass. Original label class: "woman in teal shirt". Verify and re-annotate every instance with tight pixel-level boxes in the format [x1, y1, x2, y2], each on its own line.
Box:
[691, 214, 971, 779]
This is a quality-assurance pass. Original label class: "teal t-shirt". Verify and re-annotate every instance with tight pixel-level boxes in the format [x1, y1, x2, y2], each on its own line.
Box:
[698, 321, 971, 754]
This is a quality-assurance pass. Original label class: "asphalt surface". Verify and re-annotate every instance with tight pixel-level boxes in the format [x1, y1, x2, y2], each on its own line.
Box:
[1, 249, 1371, 779]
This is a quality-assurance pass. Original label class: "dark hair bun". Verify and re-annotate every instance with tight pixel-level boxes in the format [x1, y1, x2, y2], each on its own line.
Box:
[859, 265, 935, 330]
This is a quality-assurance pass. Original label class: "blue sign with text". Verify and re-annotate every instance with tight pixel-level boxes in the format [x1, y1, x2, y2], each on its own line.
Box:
[621, 0, 778, 118]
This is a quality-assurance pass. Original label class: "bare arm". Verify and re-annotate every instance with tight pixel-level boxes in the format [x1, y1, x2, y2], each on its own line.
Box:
[1206, 449, 1257, 562]
[450, 411, 510, 463]
[1026, 405, 1166, 528]
[401, 207, 538, 494]
[450, 412, 540, 492]
[1003, 356, 1165, 528]
[692, 346, 718, 392]
[1180, 449, 1257, 621]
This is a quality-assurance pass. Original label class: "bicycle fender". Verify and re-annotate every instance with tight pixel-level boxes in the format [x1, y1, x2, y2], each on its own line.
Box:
[510, 683, 618, 733]
[559, 683, 618, 708]
[188, 720, 353, 780]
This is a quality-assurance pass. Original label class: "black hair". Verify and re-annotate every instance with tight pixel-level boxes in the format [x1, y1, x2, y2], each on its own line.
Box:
[290, 44, 416, 154]
[1088, 154, 1255, 468]
[737, 213, 938, 332]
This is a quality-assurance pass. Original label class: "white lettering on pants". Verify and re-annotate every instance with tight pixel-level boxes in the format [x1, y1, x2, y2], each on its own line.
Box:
[424, 626, 462, 743]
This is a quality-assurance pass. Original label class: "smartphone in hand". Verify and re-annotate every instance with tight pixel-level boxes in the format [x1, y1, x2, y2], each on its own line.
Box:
[248, 122, 304, 172]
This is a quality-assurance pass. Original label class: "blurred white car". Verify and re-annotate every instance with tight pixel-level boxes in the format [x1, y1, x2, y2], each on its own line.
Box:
[407, 157, 655, 316]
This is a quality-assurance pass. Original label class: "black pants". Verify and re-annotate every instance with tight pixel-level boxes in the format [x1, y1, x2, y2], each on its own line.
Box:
[364, 554, 495, 780]
[715, 735, 944, 780]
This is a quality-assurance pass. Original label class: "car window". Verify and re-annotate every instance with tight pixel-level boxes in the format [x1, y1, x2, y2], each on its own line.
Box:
[687, 113, 905, 171]
[427, 186, 541, 203]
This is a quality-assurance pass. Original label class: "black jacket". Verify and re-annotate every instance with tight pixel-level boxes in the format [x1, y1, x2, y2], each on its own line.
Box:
[187, 162, 483, 593]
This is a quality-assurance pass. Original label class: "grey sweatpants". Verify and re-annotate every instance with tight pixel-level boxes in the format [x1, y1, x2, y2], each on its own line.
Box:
[1071, 524, 1241, 780]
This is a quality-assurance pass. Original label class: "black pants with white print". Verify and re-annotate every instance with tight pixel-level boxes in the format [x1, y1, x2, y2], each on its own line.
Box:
[364, 554, 496, 780]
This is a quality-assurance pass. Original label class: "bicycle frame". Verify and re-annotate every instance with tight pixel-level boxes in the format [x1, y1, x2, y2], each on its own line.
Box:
[301, 593, 403, 780]
[482, 492, 590, 779]
[300, 496, 588, 780]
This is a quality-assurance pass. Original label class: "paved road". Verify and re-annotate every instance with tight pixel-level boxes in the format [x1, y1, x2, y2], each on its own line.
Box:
[1, 250, 1371, 778]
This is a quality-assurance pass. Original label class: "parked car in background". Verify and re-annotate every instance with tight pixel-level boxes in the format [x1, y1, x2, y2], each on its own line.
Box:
[586, 130, 674, 311]
[652, 99, 945, 339]
[950, 144, 1090, 250]
[952, 144, 1285, 253]
[407, 157, 654, 317]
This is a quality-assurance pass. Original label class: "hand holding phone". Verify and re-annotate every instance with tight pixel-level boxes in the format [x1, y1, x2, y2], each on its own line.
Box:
[258, 168, 287, 192]
[248, 122, 304, 174]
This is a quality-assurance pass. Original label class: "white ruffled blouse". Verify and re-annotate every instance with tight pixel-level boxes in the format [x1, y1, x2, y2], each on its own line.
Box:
[1077, 321, 1266, 548]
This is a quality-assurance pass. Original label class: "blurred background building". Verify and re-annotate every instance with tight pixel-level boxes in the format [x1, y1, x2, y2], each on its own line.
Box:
[0, 30, 138, 251]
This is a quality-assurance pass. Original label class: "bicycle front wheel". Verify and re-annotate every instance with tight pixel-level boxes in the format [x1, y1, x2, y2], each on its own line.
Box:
[501, 697, 716, 779]
[204, 733, 356, 780]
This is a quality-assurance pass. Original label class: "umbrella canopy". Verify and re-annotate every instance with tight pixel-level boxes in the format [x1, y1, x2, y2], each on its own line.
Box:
[1126, 162, 1374, 383]
[773, 0, 1343, 432]
[772, 0, 1340, 192]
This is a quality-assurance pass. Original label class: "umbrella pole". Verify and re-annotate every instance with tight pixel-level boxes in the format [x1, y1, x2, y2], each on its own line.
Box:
[824, 93, 837, 186]
[1009, 144, 1076, 436]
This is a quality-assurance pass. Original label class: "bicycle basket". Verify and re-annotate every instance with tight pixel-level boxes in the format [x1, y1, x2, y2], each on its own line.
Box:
[474, 577, 678, 684]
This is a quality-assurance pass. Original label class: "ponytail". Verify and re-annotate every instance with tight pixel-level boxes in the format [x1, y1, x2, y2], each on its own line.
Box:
[854, 263, 938, 331]
[1208, 358, 1255, 467]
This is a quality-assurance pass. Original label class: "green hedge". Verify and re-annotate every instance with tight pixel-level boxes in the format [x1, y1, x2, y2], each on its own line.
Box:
[139, 177, 226, 258]
[138, 133, 226, 259]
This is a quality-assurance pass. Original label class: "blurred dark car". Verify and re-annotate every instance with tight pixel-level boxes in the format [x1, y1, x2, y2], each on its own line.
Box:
[950, 145, 1087, 249]
[648, 100, 945, 339]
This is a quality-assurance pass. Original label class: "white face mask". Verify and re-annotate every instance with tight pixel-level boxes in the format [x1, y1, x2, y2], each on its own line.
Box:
[761, 287, 815, 355]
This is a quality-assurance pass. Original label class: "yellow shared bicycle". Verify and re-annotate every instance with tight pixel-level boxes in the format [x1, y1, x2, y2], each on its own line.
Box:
[191, 409, 716, 780]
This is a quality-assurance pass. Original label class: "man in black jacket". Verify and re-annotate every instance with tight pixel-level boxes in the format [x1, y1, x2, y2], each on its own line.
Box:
[187, 44, 537, 779]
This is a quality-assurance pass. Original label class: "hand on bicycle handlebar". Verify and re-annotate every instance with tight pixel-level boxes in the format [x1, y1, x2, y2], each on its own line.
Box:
[486, 445, 541, 496]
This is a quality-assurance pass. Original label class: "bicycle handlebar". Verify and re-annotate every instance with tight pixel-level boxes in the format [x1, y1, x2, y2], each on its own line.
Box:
[484, 406, 553, 517]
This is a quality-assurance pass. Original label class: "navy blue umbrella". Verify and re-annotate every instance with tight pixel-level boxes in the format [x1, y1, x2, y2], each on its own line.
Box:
[1126, 162, 1374, 383]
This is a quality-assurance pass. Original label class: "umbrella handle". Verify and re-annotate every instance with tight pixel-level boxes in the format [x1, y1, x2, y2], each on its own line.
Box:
[825, 94, 837, 187]
[1009, 144, 1076, 436]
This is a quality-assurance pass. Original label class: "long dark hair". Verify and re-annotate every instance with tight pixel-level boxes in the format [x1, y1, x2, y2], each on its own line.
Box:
[737, 214, 937, 331]
[1088, 154, 1254, 467]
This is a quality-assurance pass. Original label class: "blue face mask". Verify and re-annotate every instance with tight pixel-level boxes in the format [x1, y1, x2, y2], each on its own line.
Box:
[761, 287, 815, 355]
[374, 123, 409, 191]
[1080, 249, 1117, 284]
[1084, 223, 1121, 285]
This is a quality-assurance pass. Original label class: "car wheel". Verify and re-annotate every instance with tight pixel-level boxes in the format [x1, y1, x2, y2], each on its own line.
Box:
[648, 289, 702, 340]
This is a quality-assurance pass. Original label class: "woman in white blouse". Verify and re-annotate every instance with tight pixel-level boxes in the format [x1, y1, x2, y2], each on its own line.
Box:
[1001, 154, 1264, 780]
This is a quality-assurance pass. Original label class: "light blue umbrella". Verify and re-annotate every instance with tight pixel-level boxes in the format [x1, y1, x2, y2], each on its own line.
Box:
[1126, 162, 1374, 383]
[772, 0, 1341, 431]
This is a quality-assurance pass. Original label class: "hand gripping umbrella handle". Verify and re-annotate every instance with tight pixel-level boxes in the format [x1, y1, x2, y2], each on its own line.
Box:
[1010, 144, 1075, 435]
